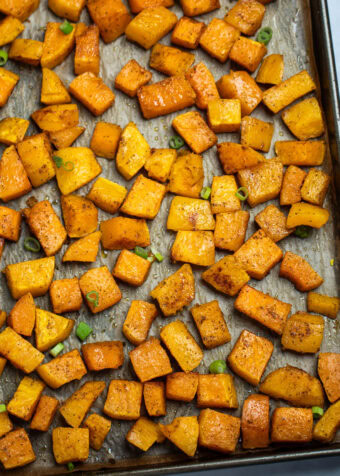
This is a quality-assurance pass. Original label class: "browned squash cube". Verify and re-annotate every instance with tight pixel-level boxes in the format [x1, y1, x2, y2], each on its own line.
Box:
[7, 376, 45, 421]
[113, 249, 151, 286]
[115, 60, 152, 97]
[167, 196, 215, 231]
[217, 142, 264, 174]
[79, 266, 122, 313]
[256, 54, 284, 85]
[275, 140, 325, 166]
[199, 409, 240, 453]
[62, 231, 101, 263]
[229, 37, 267, 73]
[150, 43, 194, 76]
[241, 116, 274, 152]
[225, 0, 265, 35]
[145, 148, 177, 183]
[49, 278, 83, 315]
[130, 337, 172, 382]
[172, 111, 217, 154]
[37, 349, 87, 389]
[41, 22, 76, 69]
[81, 341, 124, 371]
[0, 429, 36, 469]
[228, 330, 273, 386]
[202, 255, 250, 296]
[127, 417, 164, 451]
[0, 67, 19, 107]
[313, 400, 340, 442]
[271, 407, 313, 443]
[120, 175, 166, 219]
[101, 216, 150, 250]
[234, 284, 291, 335]
[237, 159, 283, 208]
[279, 251, 323, 292]
[197, 374, 238, 408]
[61, 194, 98, 238]
[0, 146, 31, 203]
[0, 0, 39, 21]
[48, 0, 86, 23]
[180, 0, 220, 16]
[129, 0, 174, 14]
[318, 353, 340, 403]
[117, 123, 150, 180]
[7, 293, 35, 337]
[191, 300, 231, 349]
[74, 25, 100, 75]
[87, 178, 127, 214]
[8, 38, 43, 66]
[166, 372, 198, 402]
[69, 72, 115, 116]
[30, 396, 59, 431]
[282, 97, 324, 140]
[171, 16, 205, 49]
[160, 416, 199, 457]
[87, 0, 131, 43]
[104, 380, 143, 420]
[151, 263, 195, 316]
[90, 122, 122, 159]
[143, 382, 166, 417]
[255, 204, 293, 242]
[0, 412, 13, 439]
[0, 16, 25, 48]
[211, 175, 241, 214]
[281, 312, 324, 354]
[52, 427, 89, 464]
[234, 229, 283, 280]
[307, 292, 340, 320]
[241, 394, 270, 449]
[300, 168, 330, 206]
[207, 99, 241, 133]
[199, 18, 239, 63]
[171, 231, 215, 267]
[83, 413, 111, 451]
[123, 300, 158, 346]
[214, 211, 249, 252]
[280, 165, 307, 206]
[0, 206, 21, 241]
[186, 62, 220, 109]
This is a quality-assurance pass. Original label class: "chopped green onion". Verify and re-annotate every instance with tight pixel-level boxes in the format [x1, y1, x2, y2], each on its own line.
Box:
[294, 225, 310, 238]
[169, 136, 184, 150]
[50, 343, 64, 357]
[147, 256, 155, 262]
[0, 404, 6, 413]
[235, 187, 249, 201]
[67, 462, 75, 471]
[200, 186, 211, 200]
[134, 246, 149, 259]
[256, 27, 273, 45]
[60, 20, 73, 35]
[53, 155, 75, 172]
[312, 406, 324, 418]
[76, 322, 93, 341]
[0, 50, 8, 66]
[24, 237, 41, 253]
[330, 259, 334, 266]
[86, 290, 99, 308]
[209, 359, 227, 374]
[151, 247, 164, 262]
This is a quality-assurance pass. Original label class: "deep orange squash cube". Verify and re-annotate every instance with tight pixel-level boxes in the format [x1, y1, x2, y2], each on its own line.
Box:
[79, 266, 122, 313]
[129, 337, 172, 382]
[113, 249, 151, 286]
[197, 374, 238, 408]
[199, 409, 240, 453]
[123, 300, 158, 346]
[143, 382, 166, 417]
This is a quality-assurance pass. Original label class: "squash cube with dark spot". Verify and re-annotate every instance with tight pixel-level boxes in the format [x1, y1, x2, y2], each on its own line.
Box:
[180, 0, 220, 17]
[279, 251, 323, 292]
[160, 416, 199, 457]
[0, 205, 21, 241]
[82, 341, 124, 371]
[186, 62, 220, 109]
[172, 111, 217, 154]
[143, 381, 166, 416]
[271, 407, 313, 443]
[224, 0, 265, 36]
[74, 25, 100, 75]
[0, 0, 39, 21]
[116, 122, 151, 180]
[115, 60, 152, 97]
[199, 409, 240, 453]
[166, 372, 198, 402]
[130, 337, 172, 382]
[281, 312, 324, 354]
[41, 22, 75, 69]
[197, 374, 238, 408]
[103, 380, 143, 420]
[0, 412, 13, 439]
[241, 394, 270, 449]
[144, 148, 177, 183]
[31, 104, 79, 133]
[202, 255, 250, 296]
[35, 308, 74, 352]
[123, 300, 158, 346]
[0, 429, 36, 469]
[52, 427, 89, 464]
[211, 175, 241, 214]
[113, 249, 151, 286]
[79, 266, 122, 313]
[241, 116, 274, 152]
[167, 196, 215, 231]
[191, 300, 231, 349]
[286, 202, 329, 229]
[120, 175, 166, 219]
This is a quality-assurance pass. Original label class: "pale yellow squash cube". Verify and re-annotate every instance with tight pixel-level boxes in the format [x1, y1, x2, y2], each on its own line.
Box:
[35, 308, 74, 352]
[313, 400, 340, 443]
[211, 175, 241, 214]
[7, 377, 45, 421]
[171, 231, 215, 266]
[241, 116, 274, 152]
[87, 177, 127, 214]
[116, 122, 151, 180]
[275, 140, 326, 166]
[48, 0, 86, 22]
[307, 292, 340, 320]
[207, 99, 241, 133]
[144, 148, 177, 183]
[282, 97, 324, 140]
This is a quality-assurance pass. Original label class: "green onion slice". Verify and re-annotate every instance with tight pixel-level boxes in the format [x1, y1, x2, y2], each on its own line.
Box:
[76, 322, 93, 341]
[294, 225, 310, 238]
[50, 343, 64, 357]
[134, 246, 149, 259]
[209, 360, 227, 374]
[0, 50, 8, 66]
[169, 136, 184, 150]
[312, 406, 324, 418]
[24, 237, 41, 253]
[86, 290, 99, 308]
[256, 27, 273, 45]
[0, 404, 6, 413]
[235, 187, 249, 201]
[60, 20, 73, 35]
[53, 155, 75, 171]
[67, 462, 75, 471]
[151, 247, 164, 262]
[200, 186, 211, 200]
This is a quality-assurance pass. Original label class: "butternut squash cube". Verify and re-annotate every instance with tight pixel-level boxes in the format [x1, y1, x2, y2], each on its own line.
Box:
[125, 7, 177, 49]
[0, 118, 29, 145]
[61, 195, 98, 239]
[180, 0, 220, 16]
[123, 300, 158, 346]
[173, 111, 217, 154]
[129, 0, 174, 13]
[130, 337, 172, 382]
[87, 0, 131, 43]
[0, 412, 13, 438]
[256, 54, 284, 85]
[30, 395, 59, 431]
[199, 409, 240, 453]
[62, 231, 101, 263]
[160, 416, 199, 457]
[0, 146, 31, 202]
[7, 292, 35, 337]
[87, 178, 126, 214]
[214, 211, 249, 251]
[82, 341, 124, 371]
[199, 18, 239, 63]
[280, 165, 307, 206]
[197, 374, 238, 408]
[0, 311, 5, 328]
[144, 148, 177, 183]
[100, 216, 150, 250]
[31, 104, 79, 132]
[207, 99, 241, 133]
[35, 308, 74, 352]
[151, 264, 195, 316]
[171, 231, 215, 267]
[104, 380, 143, 420]
[202, 255, 250, 296]
[115, 60, 152, 98]
[52, 427, 89, 464]
[0, 206, 21, 241]
[286, 202, 329, 229]
[300, 168, 330, 206]
[229, 36, 267, 73]
[120, 175, 166, 219]
[7, 377, 45, 421]
[186, 62, 219, 109]
[69, 72, 115, 116]
[0, 429, 36, 469]
[127, 417, 164, 451]
[241, 394, 269, 449]
[41, 68, 71, 105]
[74, 25, 100, 75]
[0, 67, 19, 107]
[271, 407, 313, 443]
[282, 97, 324, 140]
[307, 292, 340, 319]
[17, 133, 55, 187]
[79, 266, 122, 313]
[225, 0, 265, 35]
[280, 251, 323, 292]
[275, 140, 325, 166]
[255, 204, 293, 242]
[211, 175, 241, 214]
[313, 400, 340, 442]
[160, 320, 203, 372]
[83, 413, 111, 451]
[166, 372, 198, 402]
[37, 349, 87, 389]
[0, 327, 44, 373]
[191, 300, 231, 349]
[150, 43, 194, 76]
[167, 196, 215, 231]
[113, 249, 151, 286]
[169, 153, 204, 198]
[116, 122, 151, 180]
[318, 353, 340, 403]
[49, 278, 82, 314]
[41, 22, 75, 69]
[241, 116, 274, 152]
[217, 142, 264, 174]
[143, 382, 166, 417]
[90, 122, 122, 159]
[48, 0, 86, 21]
[0, 16, 25, 47]
[281, 312, 324, 354]
[234, 284, 291, 335]
[8, 38, 42, 65]
[171, 16, 205, 49]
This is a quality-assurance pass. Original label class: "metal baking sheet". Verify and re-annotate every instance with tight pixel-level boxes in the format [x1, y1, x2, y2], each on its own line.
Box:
[0, 0, 339, 474]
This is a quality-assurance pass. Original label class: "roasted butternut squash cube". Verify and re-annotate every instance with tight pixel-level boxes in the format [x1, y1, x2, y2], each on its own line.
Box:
[82, 341, 124, 371]
[87, 178, 126, 214]
[125, 6, 177, 49]
[127, 417, 164, 451]
[31, 104, 79, 132]
[217, 70, 263, 116]
[61, 195, 98, 239]
[318, 353, 340, 403]
[259, 365, 324, 407]
[130, 337, 172, 382]
[169, 153, 204, 198]
[217, 142, 264, 174]
[113, 249, 151, 286]
[211, 175, 241, 214]
[0, 67, 19, 107]
[8, 38, 42, 65]
[150, 43, 194, 76]
[7, 377, 45, 421]
[79, 266, 122, 313]
[48, 0, 86, 21]
[281, 312, 324, 354]
[0, 429, 36, 469]
[37, 349, 87, 389]
[0, 206, 21, 241]
[5, 256, 55, 299]
[199, 18, 239, 63]
[202, 255, 250, 296]
[282, 97, 324, 140]
[123, 300, 158, 346]
[0, 311, 5, 328]
[0, 118, 29, 145]
[286, 202, 329, 229]
[116, 122, 151, 180]
[145, 148, 177, 183]
[241, 394, 269, 449]
[237, 159, 283, 208]
[214, 211, 249, 252]
[0, 16, 25, 47]
[207, 99, 241, 133]
[307, 292, 340, 319]
[171, 16, 205, 49]
[129, 0, 174, 13]
[54, 147, 101, 195]
[271, 407, 313, 443]
[255, 204, 293, 242]
[300, 168, 330, 206]
[197, 374, 238, 408]
[62, 232, 101, 263]
[35, 308, 74, 352]
[52, 427, 89, 464]
[138, 75, 196, 119]
[143, 382, 166, 416]
[121, 175, 166, 219]
[279, 251, 323, 292]
[167, 196, 215, 231]
[280, 165, 307, 206]
[69, 72, 115, 116]
[199, 409, 240, 453]
[275, 140, 325, 166]
[229, 36, 266, 73]
[313, 400, 340, 443]
[235, 284, 291, 335]
[225, 0, 265, 35]
[17, 133, 55, 187]
[41, 68, 71, 105]
[191, 300, 231, 349]
[171, 231, 215, 267]
[74, 25, 100, 75]
[172, 111, 217, 154]
[41, 22, 75, 69]
[241, 116, 273, 152]
[30, 395, 58, 431]
[101, 216, 150, 250]
[0, 146, 31, 202]
[186, 62, 219, 110]
[256, 54, 284, 85]
[90, 122, 122, 159]
[263, 70, 316, 114]
[0, 412, 13, 438]
[83, 413, 111, 451]
[104, 380, 143, 420]
[166, 372, 198, 402]
[228, 330, 273, 386]
[87, 0, 131, 43]
[160, 320, 203, 372]
[0, 327, 44, 373]
[7, 292, 35, 337]
[234, 229, 283, 280]
[180, 0, 220, 16]
[160, 416, 199, 457]
[151, 264, 195, 316]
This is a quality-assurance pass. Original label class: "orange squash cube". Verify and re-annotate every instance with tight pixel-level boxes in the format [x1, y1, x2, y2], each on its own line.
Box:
[74, 25, 100, 76]
[116, 122, 151, 180]
[37, 349, 87, 389]
[130, 337, 172, 382]
[214, 211, 249, 252]
[7, 376, 45, 421]
[313, 400, 340, 442]
[271, 407, 313, 443]
[211, 175, 241, 214]
[167, 196, 215, 231]
[49, 278, 82, 314]
[280, 251, 323, 292]
[143, 382, 166, 417]
[82, 341, 124, 371]
[225, 0, 265, 35]
[229, 36, 267, 73]
[307, 292, 340, 320]
[286, 202, 329, 229]
[166, 372, 198, 402]
[83, 413, 111, 451]
[255, 204, 293, 242]
[48, 0, 86, 22]
[41, 22, 75, 69]
[7, 292, 35, 337]
[90, 122, 122, 159]
[145, 148, 177, 183]
[191, 300, 231, 348]
[41, 68, 71, 105]
[199, 18, 239, 63]
[61, 194, 98, 239]
[207, 99, 241, 133]
[120, 175, 166, 219]
[0, 206, 21, 241]
[171, 231, 215, 267]
[30, 396, 59, 431]
[87, 178, 126, 214]
[202, 255, 250, 296]
[0, 429, 36, 469]
[0, 16, 25, 48]
[241, 394, 270, 449]
[52, 427, 89, 464]
[171, 16, 205, 49]
[186, 62, 219, 109]
[318, 353, 340, 403]
[0, 0, 39, 21]
[282, 97, 324, 140]
[241, 116, 274, 152]
[280, 165, 307, 206]
[199, 409, 240, 453]
[0, 67, 19, 107]
[160, 416, 199, 457]
[256, 54, 284, 85]
[172, 111, 217, 154]
[0, 356, 6, 376]
[197, 374, 238, 408]
[217, 142, 264, 174]
[180, 0, 220, 16]
[62, 231, 101, 263]
[275, 140, 325, 166]
[0, 327, 44, 374]
[0, 146, 31, 202]
[281, 312, 324, 354]
[123, 301, 158, 346]
[69, 72, 115, 116]
[104, 380, 143, 420]
[115, 60, 152, 97]
[127, 417, 164, 451]
[8, 38, 43, 66]
[79, 266, 122, 313]
[300, 168, 330, 206]
[87, 0, 131, 43]
[113, 249, 151, 286]
[150, 43, 194, 76]
[100, 216, 150, 250]
[31, 105, 79, 133]
[129, 0, 174, 13]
